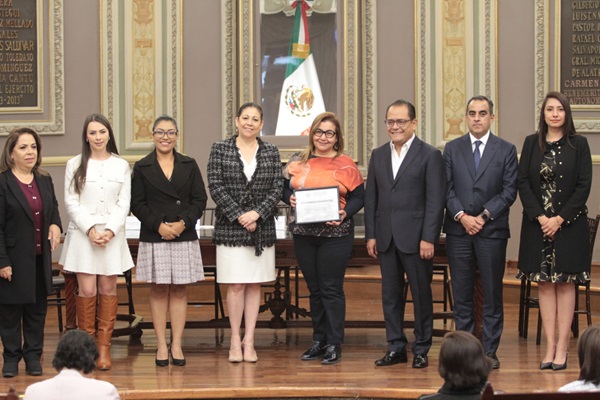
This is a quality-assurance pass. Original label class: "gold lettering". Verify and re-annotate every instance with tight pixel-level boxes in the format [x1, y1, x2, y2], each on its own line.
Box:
[573, 34, 596, 43]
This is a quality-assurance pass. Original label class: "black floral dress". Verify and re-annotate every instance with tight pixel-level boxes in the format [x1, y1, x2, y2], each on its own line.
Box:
[517, 138, 590, 284]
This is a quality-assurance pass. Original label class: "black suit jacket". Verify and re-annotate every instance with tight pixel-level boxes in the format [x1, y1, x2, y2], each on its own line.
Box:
[131, 150, 208, 242]
[443, 133, 518, 239]
[0, 170, 62, 304]
[365, 136, 446, 253]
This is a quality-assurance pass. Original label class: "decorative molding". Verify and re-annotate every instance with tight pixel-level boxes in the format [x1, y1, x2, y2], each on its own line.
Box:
[0, 0, 65, 135]
[223, 0, 375, 166]
[101, 0, 183, 154]
[363, 0, 377, 164]
[534, 0, 548, 130]
[222, 0, 235, 138]
[416, 0, 497, 147]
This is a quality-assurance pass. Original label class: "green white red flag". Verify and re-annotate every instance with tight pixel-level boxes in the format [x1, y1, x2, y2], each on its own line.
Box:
[275, 0, 325, 136]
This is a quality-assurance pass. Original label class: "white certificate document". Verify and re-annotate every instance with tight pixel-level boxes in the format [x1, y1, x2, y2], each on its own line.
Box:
[294, 186, 340, 224]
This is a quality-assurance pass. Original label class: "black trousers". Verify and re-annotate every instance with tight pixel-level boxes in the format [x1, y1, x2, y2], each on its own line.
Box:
[293, 232, 353, 345]
[0, 256, 48, 363]
[446, 234, 507, 354]
[379, 242, 434, 355]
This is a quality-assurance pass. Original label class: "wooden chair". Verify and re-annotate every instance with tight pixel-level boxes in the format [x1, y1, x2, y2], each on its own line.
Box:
[187, 208, 225, 320]
[519, 214, 600, 344]
[481, 382, 600, 399]
[46, 267, 66, 332]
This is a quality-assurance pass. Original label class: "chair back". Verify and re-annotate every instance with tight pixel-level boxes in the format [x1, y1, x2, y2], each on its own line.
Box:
[588, 214, 600, 259]
[481, 382, 600, 399]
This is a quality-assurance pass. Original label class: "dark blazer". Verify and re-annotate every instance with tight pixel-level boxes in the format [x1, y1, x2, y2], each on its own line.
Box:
[131, 150, 207, 243]
[517, 133, 592, 273]
[207, 136, 283, 255]
[365, 136, 446, 253]
[0, 170, 62, 304]
[443, 133, 518, 238]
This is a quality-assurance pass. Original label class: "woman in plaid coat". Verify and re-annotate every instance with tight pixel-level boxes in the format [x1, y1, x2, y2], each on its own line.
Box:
[208, 102, 283, 363]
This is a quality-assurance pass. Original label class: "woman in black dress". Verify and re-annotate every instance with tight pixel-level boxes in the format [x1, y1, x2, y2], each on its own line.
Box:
[517, 91, 592, 371]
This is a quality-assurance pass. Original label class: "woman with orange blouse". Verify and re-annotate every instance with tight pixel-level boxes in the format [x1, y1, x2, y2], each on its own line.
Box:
[282, 112, 364, 365]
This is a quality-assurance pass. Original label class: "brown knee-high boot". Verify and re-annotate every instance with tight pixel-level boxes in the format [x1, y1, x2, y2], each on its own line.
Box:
[97, 295, 118, 370]
[76, 296, 97, 336]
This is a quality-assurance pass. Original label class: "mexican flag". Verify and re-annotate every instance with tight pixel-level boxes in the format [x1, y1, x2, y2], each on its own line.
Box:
[275, 0, 325, 136]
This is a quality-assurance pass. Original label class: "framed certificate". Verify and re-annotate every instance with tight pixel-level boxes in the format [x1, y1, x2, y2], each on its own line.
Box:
[294, 186, 340, 225]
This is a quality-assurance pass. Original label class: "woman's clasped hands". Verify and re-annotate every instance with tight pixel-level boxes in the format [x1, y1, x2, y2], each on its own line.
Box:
[87, 226, 115, 247]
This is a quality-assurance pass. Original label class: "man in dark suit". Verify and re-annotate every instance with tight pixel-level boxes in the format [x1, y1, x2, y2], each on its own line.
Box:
[365, 99, 446, 369]
[443, 96, 518, 369]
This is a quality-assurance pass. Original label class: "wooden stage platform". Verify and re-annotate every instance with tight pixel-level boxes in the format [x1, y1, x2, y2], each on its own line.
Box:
[1, 266, 598, 399]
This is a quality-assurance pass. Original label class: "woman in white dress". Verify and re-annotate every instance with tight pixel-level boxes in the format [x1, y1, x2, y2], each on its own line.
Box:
[207, 103, 283, 363]
[60, 114, 133, 371]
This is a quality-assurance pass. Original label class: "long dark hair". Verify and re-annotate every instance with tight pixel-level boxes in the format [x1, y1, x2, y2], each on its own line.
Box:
[438, 331, 492, 391]
[537, 91, 576, 152]
[577, 324, 600, 385]
[72, 114, 119, 194]
[0, 127, 46, 175]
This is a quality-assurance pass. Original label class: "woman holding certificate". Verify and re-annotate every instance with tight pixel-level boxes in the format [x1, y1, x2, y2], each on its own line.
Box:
[282, 112, 365, 365]
[208, 102, 283, 363]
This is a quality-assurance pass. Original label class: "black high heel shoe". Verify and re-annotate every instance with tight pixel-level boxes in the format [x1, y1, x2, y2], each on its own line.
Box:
[551, 352, 568, 371]
[539, 361, 553, 370]
[170, 349, 186, 366]
[155, 350, 169, 367]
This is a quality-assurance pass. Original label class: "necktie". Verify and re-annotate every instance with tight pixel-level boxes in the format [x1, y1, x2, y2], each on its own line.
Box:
[474, 140, 482, 172]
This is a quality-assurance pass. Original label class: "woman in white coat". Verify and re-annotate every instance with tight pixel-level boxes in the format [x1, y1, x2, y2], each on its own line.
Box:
[60, 114, 133, 371]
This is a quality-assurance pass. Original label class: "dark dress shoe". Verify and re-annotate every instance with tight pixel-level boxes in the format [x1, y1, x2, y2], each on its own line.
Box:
[2, 362, 18, 378]
[321, 345, 342, 365]
[171, 355, 186, 367]
[412, 354, 428, 369]
[155, 350, 169, 367]
[486, 352, 500, 369]
[374, 350, 408, 366]
[301, 341, 326, 361]
[25, 359, 43, 376]
[540, 361, 553, 370]
[552, 353, 568, 371]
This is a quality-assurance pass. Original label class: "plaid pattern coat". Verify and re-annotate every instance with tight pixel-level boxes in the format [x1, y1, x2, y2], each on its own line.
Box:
[207, 136, 283, 255]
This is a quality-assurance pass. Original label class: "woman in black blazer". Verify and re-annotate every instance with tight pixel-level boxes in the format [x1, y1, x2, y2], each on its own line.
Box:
[517, 91, 592, 371]
[0, 128, 62, 378]
[131, 115, 207, 367]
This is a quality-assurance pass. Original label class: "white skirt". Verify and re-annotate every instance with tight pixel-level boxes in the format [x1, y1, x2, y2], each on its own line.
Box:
[60, 223, 134, 275]
[216, 245, 275, 284]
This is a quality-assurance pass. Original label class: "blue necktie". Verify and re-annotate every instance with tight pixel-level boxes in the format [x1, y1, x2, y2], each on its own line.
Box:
[474, 140, 482, 172]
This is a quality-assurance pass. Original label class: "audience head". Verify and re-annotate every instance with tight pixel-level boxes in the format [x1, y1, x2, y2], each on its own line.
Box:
[577, 324, 600, 385]
[52, 330, 99, 375]
[438, 331, 492, 391]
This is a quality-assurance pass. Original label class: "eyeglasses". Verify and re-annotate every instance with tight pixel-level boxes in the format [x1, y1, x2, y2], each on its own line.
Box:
[152, 130, 178, 138]
[384, 119, 413, 128]
[314, 129, 337, 138]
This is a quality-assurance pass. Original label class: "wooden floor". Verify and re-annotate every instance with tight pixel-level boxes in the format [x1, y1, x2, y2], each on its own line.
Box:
[1, 274, 597, 399]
